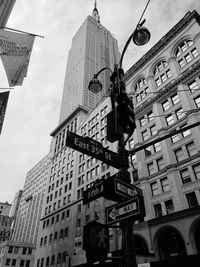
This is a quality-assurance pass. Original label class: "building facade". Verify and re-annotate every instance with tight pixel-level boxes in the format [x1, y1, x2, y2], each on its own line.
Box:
[12, 154, 50, 244]
[59, 3, 120, 123]
[0, 241, 35, 267]
[0, 154, 51, 267]
[124, 9, 200, 263]
[0, 202, 12, 243]
[34, 99, 120, 267]
[10, 190, 23, 225]
[0, 215, 12, 243]
[0, 202, 11, 216]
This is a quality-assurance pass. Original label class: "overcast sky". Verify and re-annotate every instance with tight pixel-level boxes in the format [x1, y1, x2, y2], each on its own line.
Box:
[0, 0, 200, 204]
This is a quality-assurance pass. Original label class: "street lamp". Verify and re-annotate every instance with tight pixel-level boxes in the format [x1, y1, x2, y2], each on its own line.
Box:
[88, 67, 113, 93]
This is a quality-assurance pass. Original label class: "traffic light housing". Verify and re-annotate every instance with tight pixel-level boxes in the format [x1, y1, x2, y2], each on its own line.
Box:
[116, 92, 136, 136]
[83, 221, 109, 260]
[107, 109, 123, 143]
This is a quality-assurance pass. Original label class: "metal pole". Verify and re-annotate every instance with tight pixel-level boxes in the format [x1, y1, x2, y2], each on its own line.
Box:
[116, 67, 137, 267]
[122, 222, 137, 267]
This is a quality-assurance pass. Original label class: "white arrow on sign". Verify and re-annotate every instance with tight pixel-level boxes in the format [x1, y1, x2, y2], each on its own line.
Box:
[109, 201, 137, 221]
[116, 182, 138, 197]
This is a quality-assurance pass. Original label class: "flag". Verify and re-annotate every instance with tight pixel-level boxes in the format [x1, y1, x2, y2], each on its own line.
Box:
[0, 29, 35, 86]
[0, 91, 9, 134]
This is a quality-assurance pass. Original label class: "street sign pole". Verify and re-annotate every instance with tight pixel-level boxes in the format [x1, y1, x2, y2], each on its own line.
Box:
[123, 222, 137, 267]
[117, 131, 138, 267]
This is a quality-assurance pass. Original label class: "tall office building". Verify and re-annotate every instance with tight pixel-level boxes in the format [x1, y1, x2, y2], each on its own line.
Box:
[12, 154, 50, 244]
[0, 154, 51, 267]
[34, 3, 120, 267]
[59, 2, 120, 123]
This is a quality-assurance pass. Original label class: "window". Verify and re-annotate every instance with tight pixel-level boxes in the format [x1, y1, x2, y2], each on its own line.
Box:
[54, 232, 58, 241]
[188, 80, 198, 92]
[174, 147, 185, 162]
[150, 125, 157, 136]
[147, 162, 155, 175]
[157, 157, 165, 170]
[154, 203, 162, 217]
[161, 177, 169, 192]
[181, 124, 191, 137]
[153, 60, 172, 87]
[49, 234, 53, 244]
[142, 130, 149, 141]
[140, 116, 147, 126]
[186, 192, 198, 208]
[165, 199, 174, 214]
[20, 260, 25, 267]
[46, 257, 50, 267]
[8, 246, 13, 253]
[193, 164, 200, 180]
[166, 115, 174, 126]
[150, 182, 159, 196]
[51, 255, 55, 265]
[145, 147, 152, 157]
[154, 142, 161, 152]
[171, 94, 180, 105]
[162, 100, 170, 111]
[11, 259, 16, 266]
[64, 227, 69, 238]
[175, 108, 185, 120]
[186, 142, 197, 157]
[147, 111, 153, 121]
[59, 229, 64, 239]
[6, 259, 11, 266]
[171, 134, 180, 143]
[175, 39, 199, 68]
[180, 168, 191, 184]
[194, 96, 200, 108]
[135, 78, 147, 90]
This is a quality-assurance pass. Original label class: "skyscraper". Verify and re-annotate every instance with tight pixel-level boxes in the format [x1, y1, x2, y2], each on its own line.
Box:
[59, 2, 120, 123]
[34, 3, 120, 266]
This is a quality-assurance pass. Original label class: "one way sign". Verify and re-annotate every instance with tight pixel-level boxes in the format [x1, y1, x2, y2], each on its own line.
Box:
[105, 195, 145, 224]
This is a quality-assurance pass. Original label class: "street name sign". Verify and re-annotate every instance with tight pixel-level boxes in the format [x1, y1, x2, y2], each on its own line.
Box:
[66, 131, 120, 169]
[83, 179, 104, 205]
[83, 174, 143, 204]
[106, 196, 145, 224]
[104, 174, 142, 202]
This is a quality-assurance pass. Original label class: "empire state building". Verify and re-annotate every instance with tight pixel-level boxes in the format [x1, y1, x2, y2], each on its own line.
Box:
[59, 1, 120, 123]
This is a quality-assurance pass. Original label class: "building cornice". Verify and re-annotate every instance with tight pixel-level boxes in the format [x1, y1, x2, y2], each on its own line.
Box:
[124, 10, 200, 81]
[50, 105, 89, 137]
[134, 59, 200, 117]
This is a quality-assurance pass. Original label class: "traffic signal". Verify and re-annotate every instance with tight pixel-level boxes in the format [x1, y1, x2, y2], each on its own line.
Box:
[107, 109, 123, 143]
[83, 221, 109, 260]
[116, 92, 136, 136]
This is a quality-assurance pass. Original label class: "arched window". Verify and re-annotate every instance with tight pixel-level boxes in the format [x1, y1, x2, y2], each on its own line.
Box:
[194, 223, 200, 253]
[175, 39, 199, 68]
[135, 77, 149, 103]
[134, 235, 149, 255]
[153, 60, 172, 87]
[157, 227, 186, 260]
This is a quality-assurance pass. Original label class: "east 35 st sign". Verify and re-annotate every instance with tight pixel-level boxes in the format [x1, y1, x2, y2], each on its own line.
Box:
[66, 131, 121, 169]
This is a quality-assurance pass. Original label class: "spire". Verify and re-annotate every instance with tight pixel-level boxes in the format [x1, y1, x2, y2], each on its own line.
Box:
[92, 0, 100, 23]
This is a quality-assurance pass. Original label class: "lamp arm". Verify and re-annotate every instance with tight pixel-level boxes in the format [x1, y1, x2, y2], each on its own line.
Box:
[95, 67, 113, 77]
[118, 32, 134, 69]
